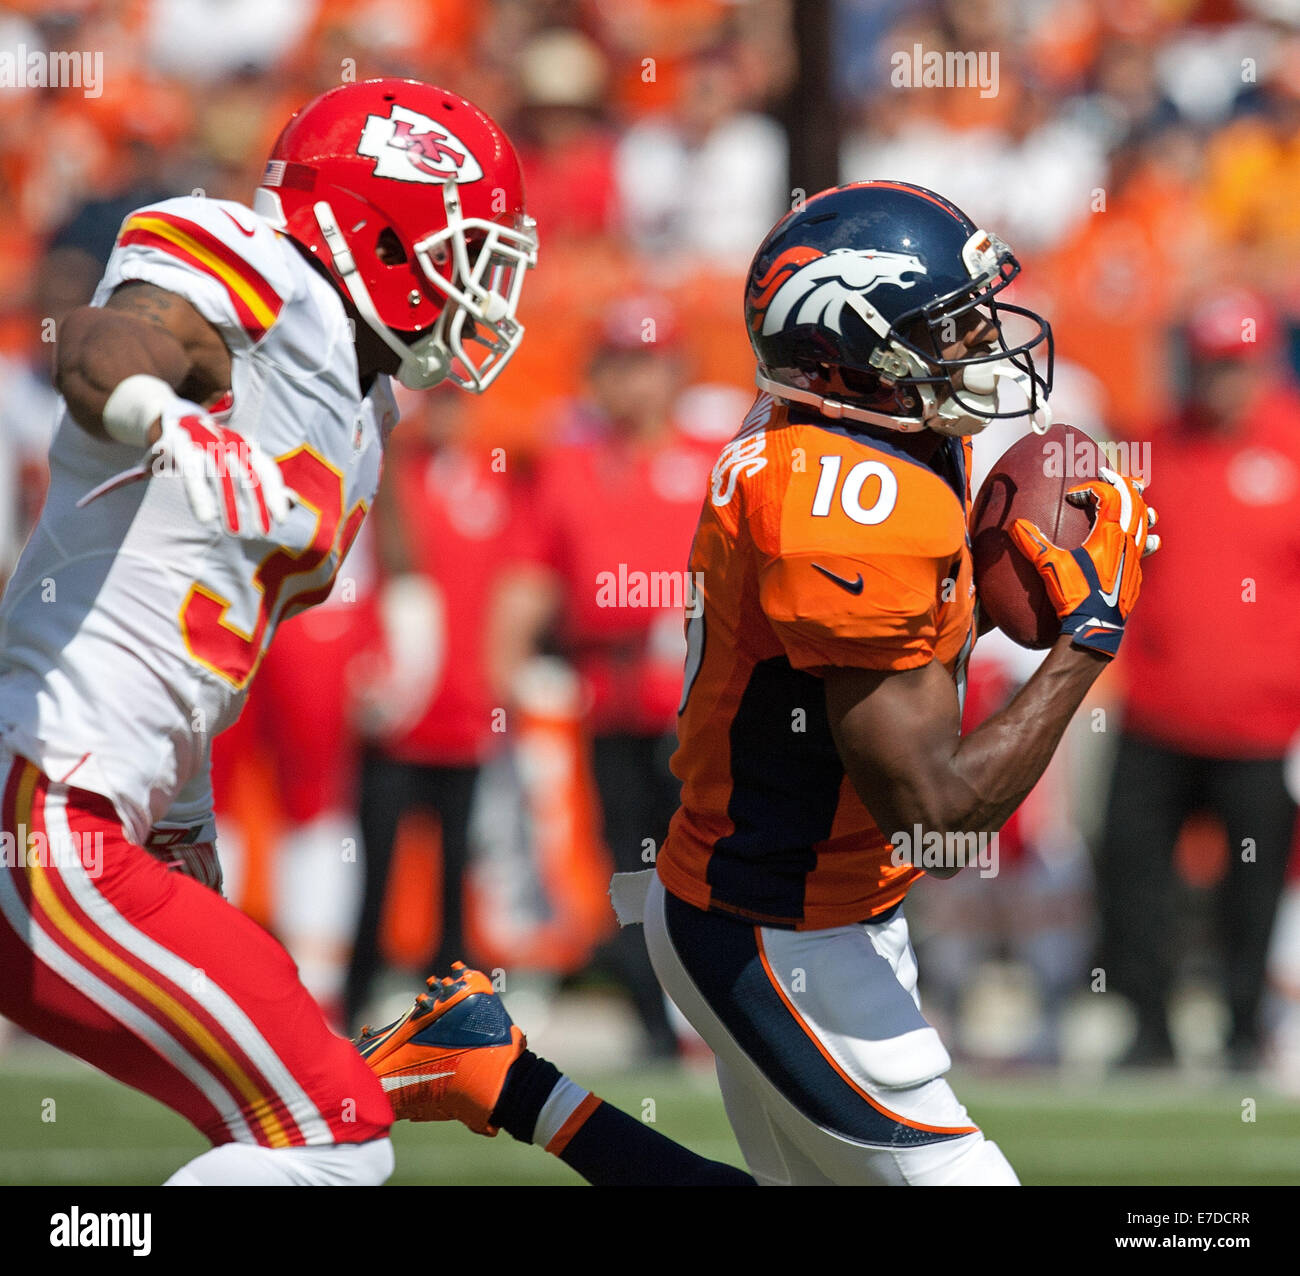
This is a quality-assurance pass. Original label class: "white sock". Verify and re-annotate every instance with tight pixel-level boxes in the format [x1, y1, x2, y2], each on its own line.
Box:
[165, 1137, 394, 1186]
[532, 1075, 591, 1151]
[213, 819, 247, 910]
[273, 813, 363, 1007]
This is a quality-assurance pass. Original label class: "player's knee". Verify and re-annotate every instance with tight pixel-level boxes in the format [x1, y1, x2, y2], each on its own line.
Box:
[858, 1025, 952, 1090]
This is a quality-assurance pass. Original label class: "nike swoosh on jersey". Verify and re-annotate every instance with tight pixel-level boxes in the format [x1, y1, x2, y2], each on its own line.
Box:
[811, 562, 865, 595]
[1099, 545, 1125, 609]
[221, 208, 257, 237]
[379, 1071, 456, 1091]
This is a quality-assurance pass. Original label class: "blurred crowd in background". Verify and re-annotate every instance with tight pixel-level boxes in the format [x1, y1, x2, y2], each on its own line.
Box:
[3, 0, 1300, 1080]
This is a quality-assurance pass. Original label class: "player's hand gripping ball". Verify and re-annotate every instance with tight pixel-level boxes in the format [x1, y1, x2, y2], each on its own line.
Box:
[971, 423, 1158, 655]
[1010, 466, 1157, 657]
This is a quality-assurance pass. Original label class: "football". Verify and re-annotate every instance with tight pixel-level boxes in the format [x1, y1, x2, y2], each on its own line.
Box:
[970, 423, 1102, 649]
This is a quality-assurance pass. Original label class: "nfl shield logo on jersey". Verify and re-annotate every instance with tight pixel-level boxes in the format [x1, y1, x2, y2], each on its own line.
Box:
[357, 103, 484, 184]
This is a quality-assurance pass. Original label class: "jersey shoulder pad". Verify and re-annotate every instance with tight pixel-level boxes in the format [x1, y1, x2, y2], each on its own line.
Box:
[100, 197, 293, 346]
[756, 425, 969, 673]
[771, 425, 967, 562]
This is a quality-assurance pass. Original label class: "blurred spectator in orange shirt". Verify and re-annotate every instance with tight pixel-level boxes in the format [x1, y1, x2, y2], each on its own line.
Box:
[1097, 289, 1300, 1070]
[1044, 122, 1209, 436]
[1202, 34, 1300, 302]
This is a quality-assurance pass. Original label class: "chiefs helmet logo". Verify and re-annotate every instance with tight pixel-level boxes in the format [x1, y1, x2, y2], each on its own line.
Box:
[749, 247, 926, 336]
[357, 104, 484, 184]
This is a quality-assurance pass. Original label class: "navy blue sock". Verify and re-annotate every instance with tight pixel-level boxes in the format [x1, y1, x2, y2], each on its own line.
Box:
[490, 1049, 563, 1142]
[492, 1051, 754, 1186]
[557, 1097, 755, 1186]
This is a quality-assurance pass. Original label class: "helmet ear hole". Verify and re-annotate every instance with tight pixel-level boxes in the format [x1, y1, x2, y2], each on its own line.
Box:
[837, 365, 881, 396]
[375, 227, 407, 265]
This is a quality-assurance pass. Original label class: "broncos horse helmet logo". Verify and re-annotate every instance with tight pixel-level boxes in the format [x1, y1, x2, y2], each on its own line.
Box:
[748, 247, 927, 337]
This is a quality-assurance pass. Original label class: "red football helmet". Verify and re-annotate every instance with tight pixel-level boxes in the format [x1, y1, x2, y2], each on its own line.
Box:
[255, 78, 538, 392]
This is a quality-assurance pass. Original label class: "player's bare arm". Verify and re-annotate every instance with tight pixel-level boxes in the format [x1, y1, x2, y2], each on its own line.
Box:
[824, 638, 1104, 877]
[56, 280, 294, 535]
[827, 456, 1156, 877]
[55, 282, 231, 441]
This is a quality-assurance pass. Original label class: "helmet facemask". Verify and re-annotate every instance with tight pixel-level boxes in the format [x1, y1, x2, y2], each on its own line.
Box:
[864, 232, 1054, 437]
[756, 230, 1053, 438]
[410, 181, 538, 393]
[310, 180, 538, 393]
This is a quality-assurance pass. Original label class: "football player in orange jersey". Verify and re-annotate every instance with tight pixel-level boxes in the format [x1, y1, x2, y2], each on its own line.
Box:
[364, 181, 1158, 1186]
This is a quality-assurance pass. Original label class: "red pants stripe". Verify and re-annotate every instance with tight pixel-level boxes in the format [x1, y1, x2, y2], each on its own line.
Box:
[0, 748, 392, 1148]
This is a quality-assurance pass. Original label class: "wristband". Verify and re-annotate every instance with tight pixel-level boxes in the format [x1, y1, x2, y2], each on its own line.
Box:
[101, 374, 181, 447]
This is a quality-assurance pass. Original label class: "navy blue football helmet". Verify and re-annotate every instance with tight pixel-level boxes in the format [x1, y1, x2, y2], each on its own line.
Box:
[743, 180, 1053, 436]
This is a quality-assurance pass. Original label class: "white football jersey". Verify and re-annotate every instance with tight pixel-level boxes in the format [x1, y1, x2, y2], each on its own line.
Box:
[0, 195, 396, 844]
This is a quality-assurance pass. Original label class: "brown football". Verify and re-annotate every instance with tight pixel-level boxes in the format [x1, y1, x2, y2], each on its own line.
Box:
[970, 423, 1101, 649]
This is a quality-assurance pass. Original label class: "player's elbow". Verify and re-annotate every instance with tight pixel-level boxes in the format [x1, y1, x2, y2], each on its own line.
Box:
[53, 306, 100, 385]
[54, 308, 112, 433]
[884, 810, 997, 881]
[55, 306, 187, 436]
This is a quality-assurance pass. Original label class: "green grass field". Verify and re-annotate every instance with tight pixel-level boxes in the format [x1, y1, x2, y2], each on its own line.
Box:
[2, 1045, 1298, 1186]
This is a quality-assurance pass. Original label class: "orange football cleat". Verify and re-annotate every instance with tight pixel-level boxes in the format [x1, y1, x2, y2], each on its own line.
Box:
[355, 962, 525, 1134]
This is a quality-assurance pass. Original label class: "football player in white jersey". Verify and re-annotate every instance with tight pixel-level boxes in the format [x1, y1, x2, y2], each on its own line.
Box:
[0, 78, 536, 1185]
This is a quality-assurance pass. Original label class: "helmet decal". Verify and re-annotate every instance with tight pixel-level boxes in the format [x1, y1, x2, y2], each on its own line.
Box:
[357, 103, 484, 184]
[747, 245, 823, 330]
[757, 248, 927, 337]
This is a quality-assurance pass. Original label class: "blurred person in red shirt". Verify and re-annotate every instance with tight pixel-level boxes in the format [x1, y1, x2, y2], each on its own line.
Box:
[343, 385, 538, 1030]
[1098, 288, 1300, 1070]
[511, 29, 619, 244]
[504, 294, 718, 1058]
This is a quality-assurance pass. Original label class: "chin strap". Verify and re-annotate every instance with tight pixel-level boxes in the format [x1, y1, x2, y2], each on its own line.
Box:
[960, 360, 1053, 434]
[313, 200, 451, 390]
[753, 371, 929, 432]
[755, 357, 1051, 439]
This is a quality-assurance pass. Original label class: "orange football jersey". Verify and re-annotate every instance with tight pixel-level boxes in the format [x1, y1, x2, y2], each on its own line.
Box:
[657, 392, 976, 929]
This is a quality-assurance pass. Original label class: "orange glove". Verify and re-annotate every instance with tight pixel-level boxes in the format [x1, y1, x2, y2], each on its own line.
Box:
[1008, 467, 1159, 657]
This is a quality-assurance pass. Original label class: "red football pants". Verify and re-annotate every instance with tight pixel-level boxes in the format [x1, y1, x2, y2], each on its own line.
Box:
[0, 748, 392, 1148]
